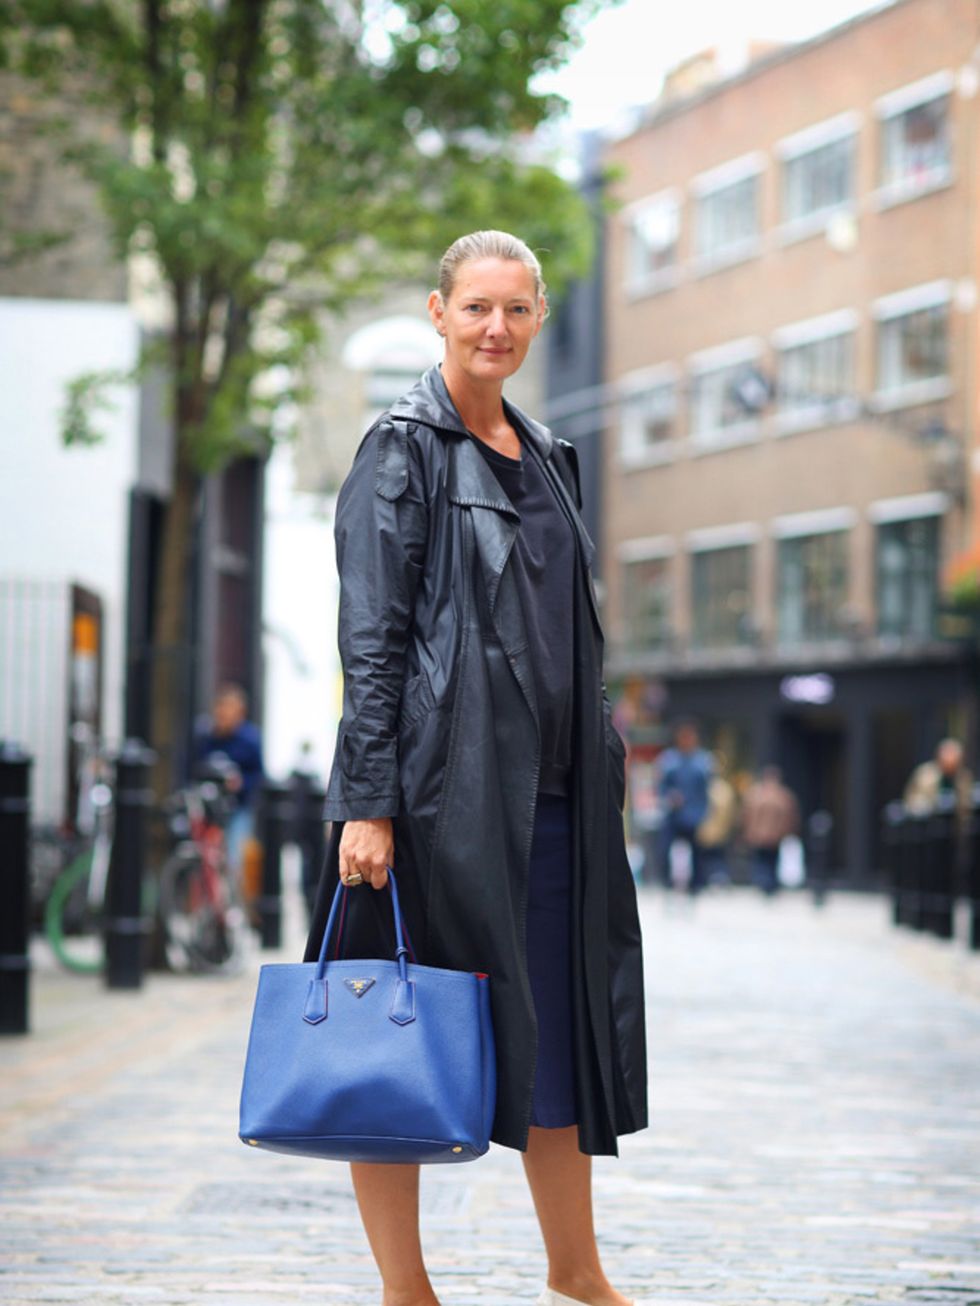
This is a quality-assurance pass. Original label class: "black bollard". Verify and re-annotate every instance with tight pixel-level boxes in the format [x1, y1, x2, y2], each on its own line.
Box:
[105, 739, 156, 989]
[0, 742, 32, 1034]
[969, 787, 980, 952]
[290, 770, 327, 920]
[257, 779, 293, 949]
[882, 802, 907, 928]
[806, 810, 833, 907]
[922, 793, 957, 940]
[905, 810, 931, 930]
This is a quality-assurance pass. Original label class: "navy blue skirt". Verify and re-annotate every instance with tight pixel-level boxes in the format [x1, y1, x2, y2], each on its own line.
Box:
[526, 791, 578, 1129]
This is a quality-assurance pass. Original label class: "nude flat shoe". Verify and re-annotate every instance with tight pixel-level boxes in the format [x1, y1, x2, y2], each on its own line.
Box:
[535, 1290, 638, 1306]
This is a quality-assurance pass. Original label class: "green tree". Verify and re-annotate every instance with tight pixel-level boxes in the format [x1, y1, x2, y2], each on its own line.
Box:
[5, 0, 603, 795]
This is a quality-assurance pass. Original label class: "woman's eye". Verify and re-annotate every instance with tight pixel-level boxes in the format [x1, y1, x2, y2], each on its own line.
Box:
[464, 303, 485, 313]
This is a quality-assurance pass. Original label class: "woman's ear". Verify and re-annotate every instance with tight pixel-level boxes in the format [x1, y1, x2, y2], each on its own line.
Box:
[533, 295, 549, 336]
[427, 289, 446, 337]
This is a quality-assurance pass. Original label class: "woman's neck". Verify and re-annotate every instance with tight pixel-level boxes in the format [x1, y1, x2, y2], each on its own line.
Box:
[440, 358, 508, 443]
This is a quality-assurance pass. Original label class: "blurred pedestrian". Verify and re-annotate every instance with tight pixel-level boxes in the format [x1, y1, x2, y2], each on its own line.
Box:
[742, 765, 799, 896]
[697, 753, 737, 887]
[196, 682, 264, 880]
[658, 720, 713, 894]
[904, 737, 973, 816]
[303, 230, 644, 1306]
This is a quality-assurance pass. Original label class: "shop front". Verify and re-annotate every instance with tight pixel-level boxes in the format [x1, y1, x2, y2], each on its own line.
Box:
[616, 650, 976, 887]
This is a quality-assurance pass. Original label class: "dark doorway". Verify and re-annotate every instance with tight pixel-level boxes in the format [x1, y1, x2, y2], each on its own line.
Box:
[777, 711, 848, 874]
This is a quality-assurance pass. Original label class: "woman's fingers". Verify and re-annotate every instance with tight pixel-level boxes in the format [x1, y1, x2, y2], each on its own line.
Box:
[338, 819, 393, 889]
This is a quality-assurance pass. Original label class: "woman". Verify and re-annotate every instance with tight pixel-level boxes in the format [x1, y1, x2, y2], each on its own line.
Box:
[305, 230, 647, 1306]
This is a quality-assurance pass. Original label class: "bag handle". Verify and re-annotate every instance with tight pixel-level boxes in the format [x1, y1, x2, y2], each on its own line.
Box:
[304, 866, 415, 1026]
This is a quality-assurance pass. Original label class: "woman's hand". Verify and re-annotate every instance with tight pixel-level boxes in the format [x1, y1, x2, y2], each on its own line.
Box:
[336, 818, 394, 890]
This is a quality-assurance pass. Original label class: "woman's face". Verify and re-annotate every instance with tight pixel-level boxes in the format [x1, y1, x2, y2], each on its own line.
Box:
[428, 257, 545, 386]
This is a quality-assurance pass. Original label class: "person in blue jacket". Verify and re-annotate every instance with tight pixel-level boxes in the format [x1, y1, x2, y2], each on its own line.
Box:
[657, 719, 713, 894]
[196, 682, 264, 880]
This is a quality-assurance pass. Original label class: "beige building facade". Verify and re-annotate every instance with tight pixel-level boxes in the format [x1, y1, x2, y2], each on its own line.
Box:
[602, 0, 979, 881]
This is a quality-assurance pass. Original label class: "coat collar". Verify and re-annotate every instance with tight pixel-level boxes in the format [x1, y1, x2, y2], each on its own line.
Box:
[389, 365, 555, 515]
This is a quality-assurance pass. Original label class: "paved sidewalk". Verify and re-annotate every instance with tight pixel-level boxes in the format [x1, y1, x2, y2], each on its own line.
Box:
[2, 886, 980, 1306]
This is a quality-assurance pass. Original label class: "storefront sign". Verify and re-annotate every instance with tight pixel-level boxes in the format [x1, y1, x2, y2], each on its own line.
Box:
[780, 673, 835, 706]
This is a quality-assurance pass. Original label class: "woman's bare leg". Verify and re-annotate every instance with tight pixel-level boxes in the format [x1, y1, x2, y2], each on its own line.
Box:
[350, 1162, 440, 1306]
[522, 1126, 632, 1306]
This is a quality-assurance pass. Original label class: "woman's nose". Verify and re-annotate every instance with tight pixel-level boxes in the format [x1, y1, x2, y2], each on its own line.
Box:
[484, 309, 507, 336]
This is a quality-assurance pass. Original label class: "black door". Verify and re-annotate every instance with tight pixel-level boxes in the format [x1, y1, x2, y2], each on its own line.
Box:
[777, 711, 848, 876]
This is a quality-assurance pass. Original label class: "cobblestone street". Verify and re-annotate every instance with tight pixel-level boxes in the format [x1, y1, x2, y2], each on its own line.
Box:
[2, 885, 980, 1306]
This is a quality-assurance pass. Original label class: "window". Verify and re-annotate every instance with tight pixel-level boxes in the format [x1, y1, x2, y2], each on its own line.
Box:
[689, 345, 763, 446]
[342, 314, 442, 429]
[777, 531, 850, 645]
[619, 377, 677, 464]
[782, 133, 855, 227]
[876, 293, 950, 405]
[877, 74, 952, 203]
[691, 546, 753, 649]
[621, 557, 672, 652]
[876, 516, 940, 640]
[776, 327, 856, 430]
[626, 193, 679, 294]
[694, 163, 761, 268]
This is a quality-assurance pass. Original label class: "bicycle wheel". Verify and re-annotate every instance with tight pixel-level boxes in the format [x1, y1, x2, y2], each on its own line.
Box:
[44, 847, 103, 974]
[158, 851, 249, 974]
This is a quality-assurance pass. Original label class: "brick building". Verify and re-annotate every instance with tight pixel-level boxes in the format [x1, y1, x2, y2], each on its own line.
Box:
[601, 0, 979, 882]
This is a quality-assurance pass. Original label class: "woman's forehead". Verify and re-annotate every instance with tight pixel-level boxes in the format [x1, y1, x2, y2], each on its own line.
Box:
[450, 257, 537, 299]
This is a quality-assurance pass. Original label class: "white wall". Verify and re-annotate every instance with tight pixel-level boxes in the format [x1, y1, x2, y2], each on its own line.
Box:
[0, 297, 139, 760]
[262, 442, 340, 784]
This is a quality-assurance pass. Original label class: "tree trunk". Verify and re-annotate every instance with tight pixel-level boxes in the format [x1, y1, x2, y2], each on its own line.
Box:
[148, 448, 199, 810]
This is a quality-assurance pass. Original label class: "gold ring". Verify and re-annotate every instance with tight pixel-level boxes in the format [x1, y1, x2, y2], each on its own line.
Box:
[346, 872, 364, 886]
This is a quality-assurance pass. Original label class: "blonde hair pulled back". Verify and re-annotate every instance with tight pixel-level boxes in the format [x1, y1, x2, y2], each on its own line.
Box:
[437, 230, 547, 307]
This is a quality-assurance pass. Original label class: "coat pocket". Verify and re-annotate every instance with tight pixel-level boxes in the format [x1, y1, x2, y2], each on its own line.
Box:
[399, 670, 435, 729]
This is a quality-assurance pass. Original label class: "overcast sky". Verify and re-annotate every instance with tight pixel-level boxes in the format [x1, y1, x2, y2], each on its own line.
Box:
[541, 0, 891, 130]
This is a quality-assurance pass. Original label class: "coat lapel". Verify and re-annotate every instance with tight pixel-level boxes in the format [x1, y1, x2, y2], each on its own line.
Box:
[447, 436, 539, 731]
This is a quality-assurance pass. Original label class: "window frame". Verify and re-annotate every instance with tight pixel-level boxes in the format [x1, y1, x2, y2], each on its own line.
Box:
[690, 152, 765, 275]
[688, 533, 757, 652]
[617, 539, 675, 654]
[874, 512, 942, 643]
[623, 189, 682, 298]
[775, 524, 853, 649]
[776, 111, 859, 244]
[771, 308, 860, 435]
[871, 280, 953, 411]
[617, 365, 680, 469]
[687, 337, 765, 451]
[874, 70, 954, 210]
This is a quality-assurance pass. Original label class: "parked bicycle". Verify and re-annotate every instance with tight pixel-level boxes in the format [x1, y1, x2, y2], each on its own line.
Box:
[157, 757, 251, 974]
[41, 725, 120, 975]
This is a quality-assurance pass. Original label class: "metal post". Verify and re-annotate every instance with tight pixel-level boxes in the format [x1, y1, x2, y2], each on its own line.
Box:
[290, 771, 327, 921]
[0, 742, 32, 1034]
[923, 793, 956, 940]
[806, 810, 833, 907]
[105, 739, 156, 990]
[257, 779, 292, 949]
[969, 789, 980, 952]
[882, 802, 906, 928]
[907, 811, 930, 931]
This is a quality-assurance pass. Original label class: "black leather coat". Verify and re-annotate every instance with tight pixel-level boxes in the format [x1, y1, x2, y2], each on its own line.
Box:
[304, 365, 647, 1155]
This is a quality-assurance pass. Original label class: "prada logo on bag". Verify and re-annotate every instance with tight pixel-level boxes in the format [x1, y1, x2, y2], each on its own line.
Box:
[343, 978, 376, 998]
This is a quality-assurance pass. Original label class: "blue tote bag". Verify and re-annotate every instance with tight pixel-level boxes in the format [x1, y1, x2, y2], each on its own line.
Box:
[239, 867, 496, 1163]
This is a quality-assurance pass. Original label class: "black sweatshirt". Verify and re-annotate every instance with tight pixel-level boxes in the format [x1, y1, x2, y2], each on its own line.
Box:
[468, 428, 576, 796]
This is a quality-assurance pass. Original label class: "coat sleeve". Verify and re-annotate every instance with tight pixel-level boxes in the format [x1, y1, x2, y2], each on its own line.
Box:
[323, 420, 428, 822]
